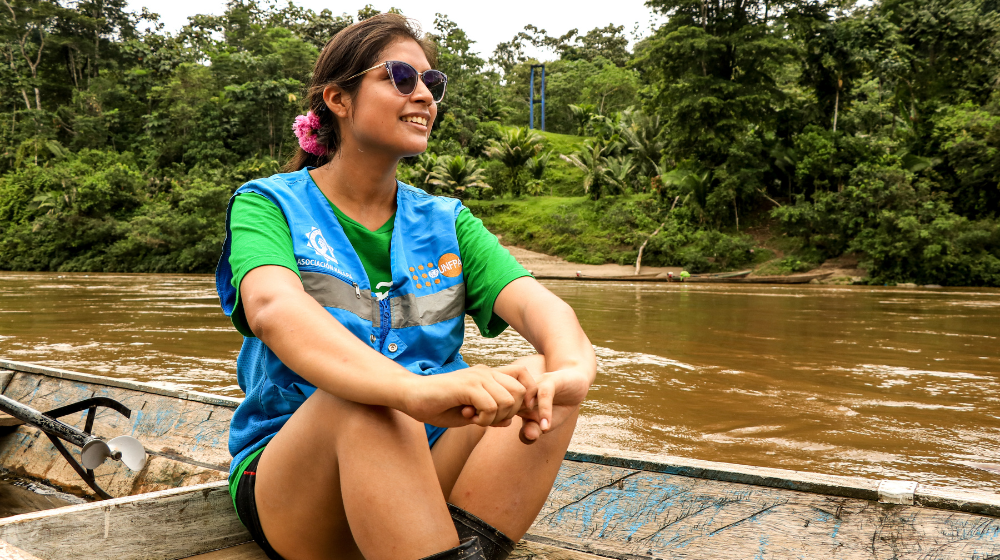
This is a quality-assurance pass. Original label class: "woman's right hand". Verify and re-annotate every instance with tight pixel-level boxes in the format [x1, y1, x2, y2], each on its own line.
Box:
[400, 365, 537, 428]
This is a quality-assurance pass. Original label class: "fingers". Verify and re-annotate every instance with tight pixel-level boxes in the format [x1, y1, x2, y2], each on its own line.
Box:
[465, 368, 517, 427]
[495, 364, 538, 411]
[536, 379, 555, 433]
[490, 371, 527, 420]
[519, 419, 541, 444]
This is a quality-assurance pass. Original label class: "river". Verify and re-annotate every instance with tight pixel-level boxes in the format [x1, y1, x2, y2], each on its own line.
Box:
[1, 272, 998, 491]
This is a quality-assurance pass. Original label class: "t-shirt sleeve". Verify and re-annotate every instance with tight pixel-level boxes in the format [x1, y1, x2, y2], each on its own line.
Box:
[228, 193, 300, 337]
[456, 207, 532, 338]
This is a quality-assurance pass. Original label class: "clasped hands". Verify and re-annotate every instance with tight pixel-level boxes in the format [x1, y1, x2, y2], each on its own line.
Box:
[401, 363, 591, 444]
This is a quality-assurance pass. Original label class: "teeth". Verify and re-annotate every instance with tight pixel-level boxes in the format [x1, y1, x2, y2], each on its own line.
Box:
[401, 116, 428, 126]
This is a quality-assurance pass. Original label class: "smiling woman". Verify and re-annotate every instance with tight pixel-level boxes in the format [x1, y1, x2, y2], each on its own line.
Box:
[214, 12, 597, 560]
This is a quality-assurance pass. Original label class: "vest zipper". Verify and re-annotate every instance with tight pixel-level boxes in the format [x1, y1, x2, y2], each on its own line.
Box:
[353, 282, 360, 299]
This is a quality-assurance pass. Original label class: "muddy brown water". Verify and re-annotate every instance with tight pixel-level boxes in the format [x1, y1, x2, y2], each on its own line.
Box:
[1, 272, 998, 491]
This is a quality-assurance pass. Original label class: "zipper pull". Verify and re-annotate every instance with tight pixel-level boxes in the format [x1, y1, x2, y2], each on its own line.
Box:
[354, 283, 360, 299]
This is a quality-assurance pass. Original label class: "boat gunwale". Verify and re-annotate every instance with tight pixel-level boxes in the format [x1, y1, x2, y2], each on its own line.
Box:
[0, 359, 240, 410]
[566, 446, 1000, 518]
[2, 361, 999, 519]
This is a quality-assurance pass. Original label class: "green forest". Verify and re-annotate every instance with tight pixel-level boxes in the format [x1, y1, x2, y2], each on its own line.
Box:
[1, 0, 999, 286]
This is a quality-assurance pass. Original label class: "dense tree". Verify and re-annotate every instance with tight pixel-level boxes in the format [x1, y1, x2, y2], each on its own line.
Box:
[0, 0, 998, 284]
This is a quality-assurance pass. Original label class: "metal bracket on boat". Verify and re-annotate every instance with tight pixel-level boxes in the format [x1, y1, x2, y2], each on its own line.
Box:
[877, 479, 918, 505]
[0, 394, 148, 500]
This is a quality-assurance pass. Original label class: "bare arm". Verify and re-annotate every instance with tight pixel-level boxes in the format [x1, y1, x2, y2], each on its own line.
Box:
[241, 265, 531, 427]
[493, 277, 596, 434]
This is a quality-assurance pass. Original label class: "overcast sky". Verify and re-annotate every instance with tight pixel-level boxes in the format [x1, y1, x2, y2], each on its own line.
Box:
[133, 0, 664, 61]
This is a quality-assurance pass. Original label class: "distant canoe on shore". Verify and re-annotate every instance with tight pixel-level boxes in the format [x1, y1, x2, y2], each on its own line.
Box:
[534, 270, 837, 284]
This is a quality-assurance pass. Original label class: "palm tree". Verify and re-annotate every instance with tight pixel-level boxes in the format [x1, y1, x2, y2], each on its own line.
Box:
[568, 104, 596, 136]
[620, 111, 666, 178]
[604, 155, 636, 195]
[427, 155, 491, 199]
[402, 153, 438, 190]
[524, 150, 552, 196]
[485, 127, 543, 197]
[560, 140, 610, 200]
[661, 167, 712, 223]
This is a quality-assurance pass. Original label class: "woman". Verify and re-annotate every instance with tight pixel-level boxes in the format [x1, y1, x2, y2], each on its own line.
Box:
[216, 14, 596, 560]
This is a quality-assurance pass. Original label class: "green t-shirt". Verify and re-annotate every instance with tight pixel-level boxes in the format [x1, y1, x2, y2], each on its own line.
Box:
[227, 183, 530, 340]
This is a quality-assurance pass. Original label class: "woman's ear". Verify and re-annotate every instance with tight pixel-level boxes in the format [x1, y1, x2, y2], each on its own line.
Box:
[323, 85, 351, 119]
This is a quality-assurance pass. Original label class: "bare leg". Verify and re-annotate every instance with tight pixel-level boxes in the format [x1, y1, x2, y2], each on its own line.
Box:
[432, 355, 579, 540]
[254, 390, 459, 560]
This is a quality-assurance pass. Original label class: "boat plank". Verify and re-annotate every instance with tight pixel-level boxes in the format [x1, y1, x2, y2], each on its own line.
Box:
[0, 463, 999, 559]
[0, 541, 42, 560]
[184, 539, 608, 560]
[0, 370, 232, 496]
[0, 482, 248, 560]
[529, 461, 1000, 558]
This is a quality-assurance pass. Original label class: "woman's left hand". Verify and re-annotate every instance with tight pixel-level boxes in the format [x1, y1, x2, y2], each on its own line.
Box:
[516, 366, 592, 443]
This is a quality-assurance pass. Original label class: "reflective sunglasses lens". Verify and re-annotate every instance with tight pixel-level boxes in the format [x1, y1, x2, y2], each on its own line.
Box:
[423, 70, 447, 102]
[389, 62, 417, 95]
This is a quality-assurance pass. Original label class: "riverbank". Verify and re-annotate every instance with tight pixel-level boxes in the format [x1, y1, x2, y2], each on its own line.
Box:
[503, 244, 682, 277]
[481, 196, 868, 284]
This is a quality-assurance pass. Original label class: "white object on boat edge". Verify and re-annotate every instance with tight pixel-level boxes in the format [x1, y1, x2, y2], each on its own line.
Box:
[878, 480, 918, 505]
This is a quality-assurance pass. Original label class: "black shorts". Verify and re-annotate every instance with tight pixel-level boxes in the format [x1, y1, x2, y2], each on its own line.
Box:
[234, 451, 286, 560]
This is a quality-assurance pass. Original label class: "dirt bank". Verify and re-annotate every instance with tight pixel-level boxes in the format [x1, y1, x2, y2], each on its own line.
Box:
[504, 245, 682, 278]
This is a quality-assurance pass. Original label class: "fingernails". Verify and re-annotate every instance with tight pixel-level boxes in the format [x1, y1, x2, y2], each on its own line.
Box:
[541, 419, 550, 431]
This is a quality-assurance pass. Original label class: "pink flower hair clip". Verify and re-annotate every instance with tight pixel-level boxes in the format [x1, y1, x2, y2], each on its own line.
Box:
[293, 111, 327, 157]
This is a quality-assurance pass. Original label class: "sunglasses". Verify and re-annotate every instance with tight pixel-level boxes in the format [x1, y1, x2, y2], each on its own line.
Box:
[348, 61, 448, 103]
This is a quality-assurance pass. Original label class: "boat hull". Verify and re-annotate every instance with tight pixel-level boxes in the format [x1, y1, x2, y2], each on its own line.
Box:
[0, 361, 998, 559]
[0, 360, 235, 498]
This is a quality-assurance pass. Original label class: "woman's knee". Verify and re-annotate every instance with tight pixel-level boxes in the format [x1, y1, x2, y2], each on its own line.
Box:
[292, 390, 425, 449]
[337, 400, 426, 446]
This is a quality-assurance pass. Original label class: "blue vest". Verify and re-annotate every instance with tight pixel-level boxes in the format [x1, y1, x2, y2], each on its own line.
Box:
[216, 169, 469, 474]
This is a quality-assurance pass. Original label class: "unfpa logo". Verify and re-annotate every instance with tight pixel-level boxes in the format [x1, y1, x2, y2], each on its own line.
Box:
[409, 253, 461, 290]
[438, 253, 462, 277]
[306, 227, 338, 264]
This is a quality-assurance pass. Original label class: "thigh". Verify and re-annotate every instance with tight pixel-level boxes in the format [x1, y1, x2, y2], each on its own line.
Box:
[432, 355, 580, 540]
[253, 392, 364, 560]
[431, 423, 486, 498]
[254, 389, 456, 560]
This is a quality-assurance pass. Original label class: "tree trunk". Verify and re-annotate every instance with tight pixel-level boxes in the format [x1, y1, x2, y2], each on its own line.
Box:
[832, 81, 840, 132]
[634, 196, 679, 275]
[733, 195, 739, 231]
[93, 0, 101, 72]
[269, 109, 274, 159]
[67, 48, 79, 88]
[33, 87, 41, 111]
[20, 89, 30, 110]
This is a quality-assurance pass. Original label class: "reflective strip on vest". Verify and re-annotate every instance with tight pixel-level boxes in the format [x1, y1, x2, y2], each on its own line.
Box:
[390, 283, 466, 329]
[301, 271, 465, 328]
[301, 271, 374, 322]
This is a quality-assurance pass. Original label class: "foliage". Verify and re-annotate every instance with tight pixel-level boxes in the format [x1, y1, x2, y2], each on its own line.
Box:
[560, 140, 610, 200]
[484, 127, 543, 196]
[466, 194, 755, 271]
[772, 160, 1000, 286]
[427, 154, 491, 199]
[2, 0, 1000, 284]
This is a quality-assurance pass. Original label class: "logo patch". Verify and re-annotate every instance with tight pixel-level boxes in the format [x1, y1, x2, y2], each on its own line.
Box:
[438, 253, 462, 277]
[306, 227, 338, 264]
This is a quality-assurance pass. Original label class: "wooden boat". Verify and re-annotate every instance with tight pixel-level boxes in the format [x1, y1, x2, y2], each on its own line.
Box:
[533, 270, 752, 283]
[0, 359, 999, 559]
[687, 270, 834, 284]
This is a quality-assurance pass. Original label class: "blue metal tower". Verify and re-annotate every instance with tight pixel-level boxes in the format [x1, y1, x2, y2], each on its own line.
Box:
[528, 64, 545, 131]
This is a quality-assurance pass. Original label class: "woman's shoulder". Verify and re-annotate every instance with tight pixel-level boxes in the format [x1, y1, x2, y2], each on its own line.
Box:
[396, 181, 464, 217]
[238, 168, 312, 197]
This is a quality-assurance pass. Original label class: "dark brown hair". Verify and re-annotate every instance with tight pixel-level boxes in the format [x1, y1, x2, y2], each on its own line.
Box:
[285, 13, 437, 172]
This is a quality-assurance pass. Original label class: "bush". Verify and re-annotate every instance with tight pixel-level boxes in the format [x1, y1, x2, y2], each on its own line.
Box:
[773, 159, 1000, 286]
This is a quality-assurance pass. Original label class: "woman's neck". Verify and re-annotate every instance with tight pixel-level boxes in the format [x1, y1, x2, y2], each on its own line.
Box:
[312, 144, 399, 232]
